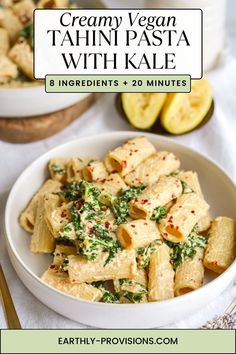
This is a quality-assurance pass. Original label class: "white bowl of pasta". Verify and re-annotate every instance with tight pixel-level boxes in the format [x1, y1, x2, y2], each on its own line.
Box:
[0, 85, 90, 118]
[4, 132, 236, 328]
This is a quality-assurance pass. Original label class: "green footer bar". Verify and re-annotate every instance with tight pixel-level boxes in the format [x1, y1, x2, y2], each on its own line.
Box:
[45, 75, 191, 93]
[1, 329, 235, 354]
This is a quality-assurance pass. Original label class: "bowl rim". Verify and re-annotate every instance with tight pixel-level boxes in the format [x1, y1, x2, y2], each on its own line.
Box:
[0, 83, 44, 92]
[5, 131, 236, 309]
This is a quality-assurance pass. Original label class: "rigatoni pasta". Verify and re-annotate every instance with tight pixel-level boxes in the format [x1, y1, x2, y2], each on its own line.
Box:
[104, 137, 156, 176]
[129, 175, 182, 219]
[19, 137, 236, 304]
[117, 219, 160, 249]
[42, 268, 103, 301]
[95, 173, 127, 195]
[19, 179, 62, 233]
[148, 243, 175, 301]
[177, 170, 211, 232]
[174, 247, 205, 296]
[68, 250, 137, 284]
[83, 161, 108, 182]
[124, 151, 180, 186]
[0, 28, 10, 55]
[159, 193, 210, 243]
[30, 196, 55, 253]
[204, 217, 236, 274]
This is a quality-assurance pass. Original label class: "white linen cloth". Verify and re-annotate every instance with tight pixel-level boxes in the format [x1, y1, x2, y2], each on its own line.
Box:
[0, 53, 236, 329]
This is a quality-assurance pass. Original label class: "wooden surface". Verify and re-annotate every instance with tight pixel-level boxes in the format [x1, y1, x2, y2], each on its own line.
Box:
[0, 93, 100, 144]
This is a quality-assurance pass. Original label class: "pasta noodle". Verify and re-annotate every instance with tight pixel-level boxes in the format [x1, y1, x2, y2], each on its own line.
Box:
[67, 250, 137, 284]
[148, 243, 175, 301]
[117, 219, 161, 249]
[0, 28, 10, 55]
[95, 173, 127, 195]
[20, 179, 62, 233]
[0, 55, 18, 84]
[12, 0, 35, 25]
[42, 268, 103, 301]
[83, 161, 108, 182]
[175, 248, 205, 296]
[204, 217, 236, 274]
[124, 151, 180, 186]
[104, 137, 156, 176]
[177, 171, 211, 232]
[159, 193, 209, 243]
[44, 197, 71, 238]
[0, 8, 23, 42]
[8, 39, 34, 80]
[30, 196, 55, 253]
[129, 175, 182, 219]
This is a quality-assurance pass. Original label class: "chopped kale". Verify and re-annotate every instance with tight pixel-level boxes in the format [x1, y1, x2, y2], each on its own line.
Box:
[180, 180, 194, 194]
[105, 185, 145, 225]
[51, 164, 66, 174]
[123, 292, 144, 303]
[90, 281, 120, 303]
[136, 239, 161, 269]
[165, 228, 207, 270]
[169, 170, 180, 177]
[59, 258, 69, 272]
[59, 181, 121, 264]
[151, 206, 167, 223]
[20, 23, 34, 47]
[101, 290, 120, 304]
[118, 279, 147, 303]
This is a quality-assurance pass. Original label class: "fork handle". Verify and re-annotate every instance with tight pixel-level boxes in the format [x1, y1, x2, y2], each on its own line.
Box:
[0, 265, 21, 329]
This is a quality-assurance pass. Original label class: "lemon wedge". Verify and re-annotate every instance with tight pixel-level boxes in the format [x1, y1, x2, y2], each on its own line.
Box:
[121, 93, 167, 130]
[160, 78, 213, 134]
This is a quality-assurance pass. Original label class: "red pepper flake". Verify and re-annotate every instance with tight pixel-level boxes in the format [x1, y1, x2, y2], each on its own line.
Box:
[61, 210, 68, 218]
[162, 157, 166, 160]
[75, 199, 84, 210]
[50, 265, 56, 269]
[101, 205, 108, 211]
[121, 160, 127, 168]
[191, 210, 195, 214]
[163, 232, 168, 236]
[131, 224, 136, 228]
[141, 199, 148, 204]
[176, 226, 179, 230]
[88, 226, 95, 234]
[105, 221, 110, 229]
[170, 224, 174, 229]
[210, 261, 218, 266]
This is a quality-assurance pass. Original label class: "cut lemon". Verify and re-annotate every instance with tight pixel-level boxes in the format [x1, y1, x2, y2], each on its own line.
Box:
[160, 78, 213, 135]
[121, 93, 167, 130]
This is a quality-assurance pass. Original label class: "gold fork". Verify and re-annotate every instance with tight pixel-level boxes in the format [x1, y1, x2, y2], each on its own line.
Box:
[0, 264, 21, 329]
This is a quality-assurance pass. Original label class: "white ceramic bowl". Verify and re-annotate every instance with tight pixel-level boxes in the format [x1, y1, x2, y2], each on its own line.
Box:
[0, 85, 89, 117]
[5, 132, 236, 328]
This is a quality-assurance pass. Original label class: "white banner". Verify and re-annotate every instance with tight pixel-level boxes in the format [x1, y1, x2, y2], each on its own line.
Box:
[34, 9, 202, 79]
